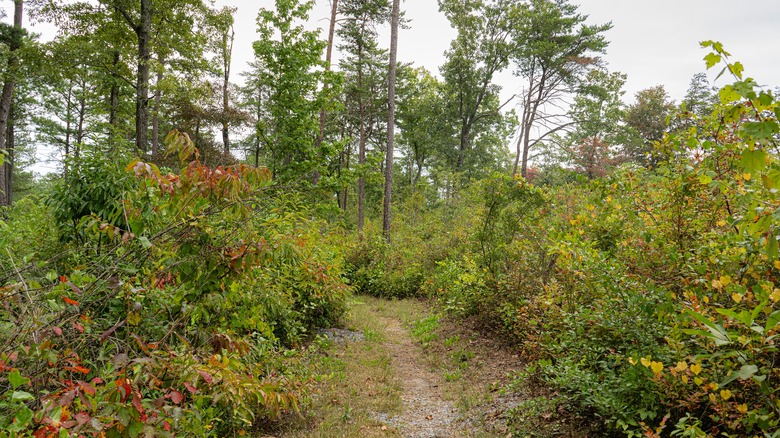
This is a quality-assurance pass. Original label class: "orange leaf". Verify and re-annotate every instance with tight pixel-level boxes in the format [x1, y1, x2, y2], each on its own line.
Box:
[63, 297, 79, 306]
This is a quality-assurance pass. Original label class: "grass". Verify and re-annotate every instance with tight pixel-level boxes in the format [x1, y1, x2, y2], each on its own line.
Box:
[273, 297, 404, 437]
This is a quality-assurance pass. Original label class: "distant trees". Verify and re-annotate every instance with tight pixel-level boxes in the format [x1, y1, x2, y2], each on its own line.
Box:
[624, 85, 675, 167]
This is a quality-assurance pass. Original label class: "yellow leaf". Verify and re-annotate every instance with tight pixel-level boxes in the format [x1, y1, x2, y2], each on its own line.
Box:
[720, 389, 732, 400]
[709, 393, 717, 403]
[628, 357, 637, 365]
[737, 403, 748, 414]
[650, 361, 664, 374]
[690, 363, 703, 375]
[743, 173, 752, 181]
[771, 289, 780, 303]
[774, 260, 780, 270]
[732, 293, 743, 303]
[712, 279, 723, 289]
[694, 377, 703, 385]
[703, 296, 710, 303]
[719, 275, 731, 287]
[717, 219, 727, 227]
[640, 357, 651, 367]
[676, 361, 688, 372]
[681, 374, 689, 384]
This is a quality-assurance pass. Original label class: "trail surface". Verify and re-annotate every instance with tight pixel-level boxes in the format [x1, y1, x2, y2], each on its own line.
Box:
[376, 315, 462, 437]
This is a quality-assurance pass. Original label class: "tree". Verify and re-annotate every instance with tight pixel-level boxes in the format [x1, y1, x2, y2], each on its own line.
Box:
[0, 0, 23, 206]
[253, 0, 330, 181]
[337, 0, 389, 233]
[509, 0, 611, 178]
[681, 72, 716, 118]
[564, 69, 630, 178]
[396, 67, 452, 186]
[438, 0, 512, 176]
[383, 0, 400, 240]
[623, 85, 675, 167]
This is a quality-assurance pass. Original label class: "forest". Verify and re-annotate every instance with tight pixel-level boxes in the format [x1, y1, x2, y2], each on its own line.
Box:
[0, 0, 779, 436]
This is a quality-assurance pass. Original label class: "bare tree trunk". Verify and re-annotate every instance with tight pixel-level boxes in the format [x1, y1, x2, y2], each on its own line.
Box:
[135, 0, 151, 154]
[5, 105, 14, 206]
[108, 50, 120, 150]
[151, 56, 164, 157]
[356, 36, 366, 235]
[313, 0, 339, 185]
[222, 25, 234, 154]
[0, 0, 23, 206]
[383, 0, 401, 241]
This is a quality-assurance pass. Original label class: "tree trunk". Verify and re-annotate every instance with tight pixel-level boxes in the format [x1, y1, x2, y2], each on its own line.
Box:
[222, 26, 234, 154]
[135, 0, 151, 154]
[312, 0, 339, 185]
[108, 50, 120, 150]
[0, 0, 23, 206]
[151, 57, 164, 157]
[383, 0, 401, 241]
[356, 35, 365, 235]
[5, 104, 14, 206]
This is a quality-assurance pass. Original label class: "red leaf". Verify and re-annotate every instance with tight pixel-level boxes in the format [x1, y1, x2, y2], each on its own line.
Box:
[63, 297, 79, 306]
[52, 326, 63, 336]
[91, 377, 104, 385]
[75, 412, 90, 425]
[196, 369, 213, 384]
[132, 391, 144, 415]
[78, 381, 96, 395]
[72, 365, 90, 374]
[165, 390, 184, 405]
[164, 421, 171, 432]
[78, 391, 93, 410]
[59, 390, 76, 407]
[183, 381, 197, 394]
[72, 322, 85, 333]
[59, 276, 67, 283]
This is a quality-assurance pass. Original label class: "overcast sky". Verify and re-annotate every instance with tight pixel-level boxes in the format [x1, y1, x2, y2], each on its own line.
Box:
[215, 0, 780, 104]
[6, 0, 780, 173]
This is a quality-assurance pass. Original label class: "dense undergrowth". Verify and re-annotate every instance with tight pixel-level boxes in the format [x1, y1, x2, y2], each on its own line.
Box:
[345, 48, 780, 436]
[0, 131, 348, 436]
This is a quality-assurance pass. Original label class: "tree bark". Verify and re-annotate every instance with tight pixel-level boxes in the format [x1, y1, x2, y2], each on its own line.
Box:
[108, 50, 120, 150]
[0, 0, 22, 206]
[135, 0, 152, 154]
[222, 25, 234, 154]
[151, 55, 165, 157]
[383, 0, 401, 240]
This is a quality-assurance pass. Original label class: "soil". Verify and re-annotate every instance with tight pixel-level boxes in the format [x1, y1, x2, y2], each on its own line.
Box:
[374, 315, 463, 438]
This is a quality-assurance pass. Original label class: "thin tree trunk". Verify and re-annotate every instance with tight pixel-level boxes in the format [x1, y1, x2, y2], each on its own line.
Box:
[313, 0, 339, 185]
[135, 0, 151, 154]
[108, 50, 120, 150]
[151, 56, 164, 157]
[222, 25, 234, 154]
[0, 0, 22, 206]
[356, 36, 366, 235]
[5, 104, 14, 206]
[383, 0, 400, 240]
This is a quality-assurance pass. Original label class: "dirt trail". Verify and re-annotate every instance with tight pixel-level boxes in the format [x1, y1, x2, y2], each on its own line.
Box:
[376, 315, 463, 438]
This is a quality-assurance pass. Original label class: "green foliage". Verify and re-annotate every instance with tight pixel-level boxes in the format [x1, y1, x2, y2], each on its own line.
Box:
[0, 131, 349, 436]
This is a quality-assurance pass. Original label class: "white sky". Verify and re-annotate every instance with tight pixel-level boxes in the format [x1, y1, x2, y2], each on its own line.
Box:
[217, 0, 780, 103]
[5, 0, 780, 173]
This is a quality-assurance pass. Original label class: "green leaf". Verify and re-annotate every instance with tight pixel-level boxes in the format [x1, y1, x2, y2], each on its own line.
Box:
[138, 236, 152, 249]
[766, 310, 780, 332]
[767, 234, 779, 260]
[14, 406, 33, 427]
[704, 53, 721, 69]
[719, 85, 742, 103]
[8, 370, 29, 389]
[740, 149, 767, 173]
[721, 364, 758, 386]
[698, 174, 713, 185]
[128, 421, 144, 438]
[730, 61, 744, 79]
[11, 391, 34, 401]
[686, 311, 731, 345]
